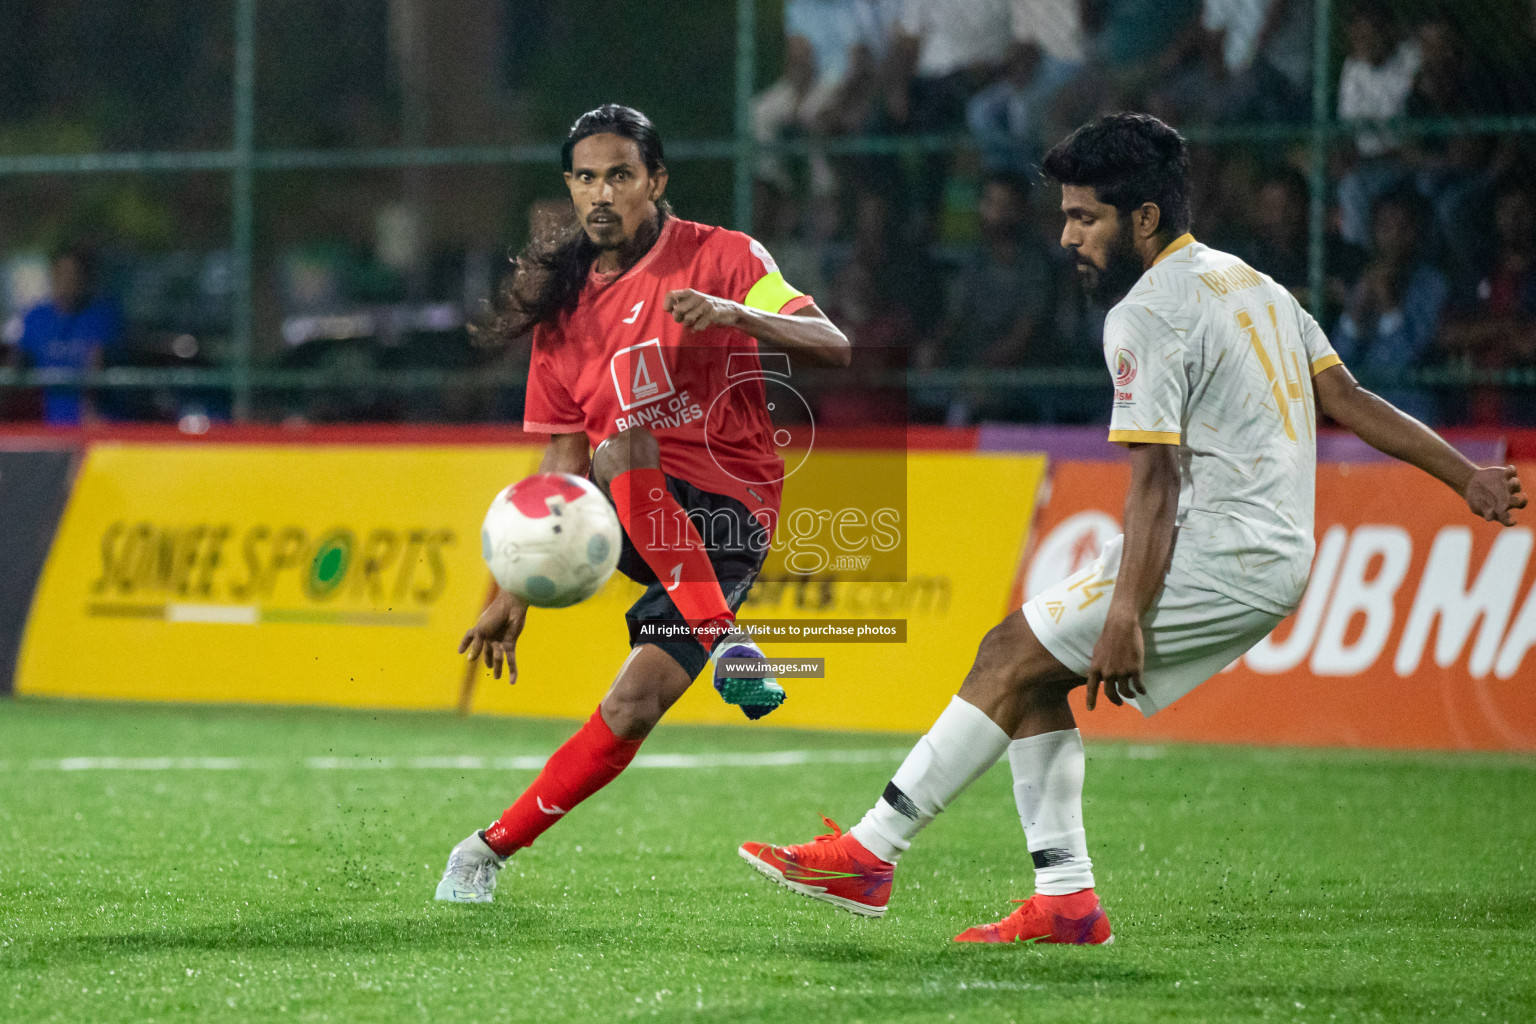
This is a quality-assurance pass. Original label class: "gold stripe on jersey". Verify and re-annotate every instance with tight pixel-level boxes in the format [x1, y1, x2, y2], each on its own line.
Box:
[1152, 233, 1195, 266]
[743, 272, 805, 314]
[1107, 429, 1181, 445]
[1310, 353, 1343, 376]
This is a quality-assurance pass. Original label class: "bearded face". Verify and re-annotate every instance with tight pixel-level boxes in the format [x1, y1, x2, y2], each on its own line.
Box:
[1059, 184, 1151, 306]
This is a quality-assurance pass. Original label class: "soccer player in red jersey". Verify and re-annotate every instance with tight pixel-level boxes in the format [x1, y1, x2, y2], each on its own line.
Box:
[435, 105, 849, 902]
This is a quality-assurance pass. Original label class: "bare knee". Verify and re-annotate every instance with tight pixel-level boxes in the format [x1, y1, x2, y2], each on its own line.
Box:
[963, 618, 1035, 695]
[600, 684, 665, 740]
[598, 645, 691, 740]
[957, 613, 1078, 730]
[591, 427, 661, 497]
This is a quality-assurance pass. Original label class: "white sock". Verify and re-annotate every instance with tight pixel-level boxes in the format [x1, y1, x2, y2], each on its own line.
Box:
[1009, 728, 1095, 895]
[850, 696, 1010, 863]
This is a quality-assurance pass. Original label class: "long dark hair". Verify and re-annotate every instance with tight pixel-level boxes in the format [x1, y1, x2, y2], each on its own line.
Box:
[491, 104, 669, 343]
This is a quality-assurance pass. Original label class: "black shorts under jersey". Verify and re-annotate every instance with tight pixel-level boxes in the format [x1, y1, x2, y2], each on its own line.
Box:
[600, 472, 769, 679]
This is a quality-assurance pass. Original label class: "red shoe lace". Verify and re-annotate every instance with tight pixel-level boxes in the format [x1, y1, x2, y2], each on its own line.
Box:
[787, 815, 846, 856]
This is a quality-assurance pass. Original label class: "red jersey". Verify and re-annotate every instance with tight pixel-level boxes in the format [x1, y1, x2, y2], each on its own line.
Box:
[523, 217, 813, 518]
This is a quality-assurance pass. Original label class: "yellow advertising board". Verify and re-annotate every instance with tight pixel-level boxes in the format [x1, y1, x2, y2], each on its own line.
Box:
[19, 443, 1044, 733]
[17, 443, 545, 708]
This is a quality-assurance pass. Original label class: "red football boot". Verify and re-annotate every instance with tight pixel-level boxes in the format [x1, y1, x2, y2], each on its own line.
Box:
[739, 816, 895, 918]
[953, 889, 1114, 945]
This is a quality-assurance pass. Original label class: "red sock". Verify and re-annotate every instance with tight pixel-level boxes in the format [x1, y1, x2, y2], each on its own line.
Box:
[483, 708, 643, 856]
[609, 467, 734, 648]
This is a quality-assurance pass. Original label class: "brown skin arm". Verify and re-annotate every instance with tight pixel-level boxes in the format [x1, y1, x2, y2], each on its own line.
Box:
[1085, 442, 1181, 710]
[1313, 363, 1528, 526]
[661, 291, 852, 367]
[458, 432, 593, 682]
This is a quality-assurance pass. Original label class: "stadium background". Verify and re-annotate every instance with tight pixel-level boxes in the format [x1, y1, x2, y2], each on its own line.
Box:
[1, 0, 1533, 747]
[1, 4, 1534, 1023]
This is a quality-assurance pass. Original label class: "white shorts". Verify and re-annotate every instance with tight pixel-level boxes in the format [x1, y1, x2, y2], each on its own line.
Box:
[1021, 535, 1286, 717]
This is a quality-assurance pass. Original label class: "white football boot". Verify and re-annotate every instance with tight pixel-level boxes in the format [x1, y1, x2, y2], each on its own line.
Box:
[434, 830, 505, 903]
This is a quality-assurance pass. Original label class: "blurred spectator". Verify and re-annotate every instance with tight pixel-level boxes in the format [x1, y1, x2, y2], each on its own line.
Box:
[1500, 1, 1536, 113]
[754, 34, 824, 194]
[815, 254, 916, 428]
[968, 0, 1092, 164]
[1405, 17, 1507, 275]
[757, 2, 902, 199]
[1243, 167, 1365, 321]
[1252, 0, 1313, 112]
[1336, 4, 1421, 247]
[1090, 0, 1201, 69]
[1441, 182, 1536, 426]
[920, 172, 1065, 422]
[886, 0, 1013, 222]
[1193, 0, 1313, 120]
[788, 0, 901, 105]
[887, 0, 1012, 128]
[15, 247, 123, 426]
[1145, 12, 1239, 125]
[1333, 189, 1446, 423]
[967, 41, 1050, 170]
[1011, 0, 1090, 81]
[837, 191, 945, 339]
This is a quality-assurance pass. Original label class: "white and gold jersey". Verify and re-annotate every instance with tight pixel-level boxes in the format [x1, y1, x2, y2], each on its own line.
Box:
[1103, 234, 1341, 615]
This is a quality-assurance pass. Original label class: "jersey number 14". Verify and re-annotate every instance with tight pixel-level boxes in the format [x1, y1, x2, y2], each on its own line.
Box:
[1236, 304, 1313, 445]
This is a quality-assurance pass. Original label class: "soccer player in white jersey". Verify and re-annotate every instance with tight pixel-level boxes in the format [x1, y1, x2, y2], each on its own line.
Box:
[737, 113, 1528, 943]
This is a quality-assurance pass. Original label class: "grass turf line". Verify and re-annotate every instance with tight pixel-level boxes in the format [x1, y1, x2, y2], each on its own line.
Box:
[1, 699, 1533, 1024]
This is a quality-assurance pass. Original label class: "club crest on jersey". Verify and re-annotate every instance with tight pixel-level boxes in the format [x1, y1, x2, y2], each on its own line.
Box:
[610, 338, 677, 411]
[1113, 348, 1137, 387]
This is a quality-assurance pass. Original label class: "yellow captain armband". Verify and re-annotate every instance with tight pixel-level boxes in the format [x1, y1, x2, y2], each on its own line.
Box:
[743, 272, 805, 314]
[1310, 354, 1342, 376]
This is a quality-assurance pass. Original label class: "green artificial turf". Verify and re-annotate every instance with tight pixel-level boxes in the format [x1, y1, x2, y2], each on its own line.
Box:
[1, 698, 1533, 1023]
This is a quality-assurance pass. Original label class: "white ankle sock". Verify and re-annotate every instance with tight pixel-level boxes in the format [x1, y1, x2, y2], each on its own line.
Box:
[850, 696, 1010, 863]
[1009, 728, 1095, 895]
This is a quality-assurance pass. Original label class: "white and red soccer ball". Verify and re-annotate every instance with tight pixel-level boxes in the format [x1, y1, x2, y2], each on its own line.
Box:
[481, 473, 622, 607]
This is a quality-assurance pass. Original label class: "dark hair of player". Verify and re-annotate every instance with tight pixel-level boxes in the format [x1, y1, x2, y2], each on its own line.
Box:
[560, 103, 666, 176]
[491, 104, 672, 343]
[1041, 112, 1192, 242]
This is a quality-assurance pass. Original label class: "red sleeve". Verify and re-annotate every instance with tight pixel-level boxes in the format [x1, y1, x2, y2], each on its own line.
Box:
[522, 324, 587, 435]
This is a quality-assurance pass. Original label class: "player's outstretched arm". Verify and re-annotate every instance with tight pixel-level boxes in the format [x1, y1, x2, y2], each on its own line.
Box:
[458, 433, 593, 682]
[1085, 442, 1181, 710]
[1313, 363, 1527, 526]
[663, 290, 851, 367]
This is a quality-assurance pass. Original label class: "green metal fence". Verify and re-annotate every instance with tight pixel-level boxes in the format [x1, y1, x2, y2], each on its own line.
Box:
[1, 0, 1534, 420]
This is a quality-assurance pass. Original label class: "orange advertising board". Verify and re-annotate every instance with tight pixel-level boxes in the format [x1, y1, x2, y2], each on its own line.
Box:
[1016, 461, 1536, 750]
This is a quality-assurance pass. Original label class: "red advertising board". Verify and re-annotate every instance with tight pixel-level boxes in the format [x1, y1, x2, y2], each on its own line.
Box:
[1015, 461, 1536, 750]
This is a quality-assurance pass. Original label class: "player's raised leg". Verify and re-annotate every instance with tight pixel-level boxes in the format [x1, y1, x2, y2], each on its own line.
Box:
[435, 644, 690, 903]
[593, 426, 782, 718]
[739, 610, 1110, 941]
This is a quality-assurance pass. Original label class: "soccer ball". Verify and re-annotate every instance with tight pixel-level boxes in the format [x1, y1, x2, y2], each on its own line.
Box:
[481, 473, 622, 608]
